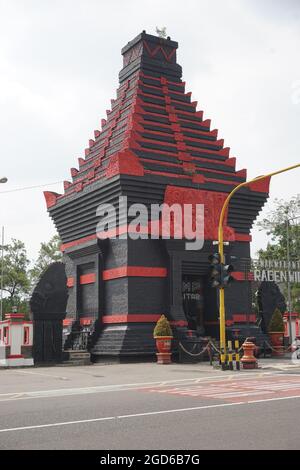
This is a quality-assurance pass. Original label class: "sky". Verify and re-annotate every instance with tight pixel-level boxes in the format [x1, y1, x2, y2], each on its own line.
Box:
[0, 0, 299, 263]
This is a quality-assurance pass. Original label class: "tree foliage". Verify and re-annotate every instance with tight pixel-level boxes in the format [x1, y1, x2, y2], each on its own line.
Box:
[257, 195, 300, 313]
[30, 234, 62, 288]
[1, 239, 30, 300]
[257, 195, 300, 260]
[0, 235, 62, 315]
[268, 308, 285, 332]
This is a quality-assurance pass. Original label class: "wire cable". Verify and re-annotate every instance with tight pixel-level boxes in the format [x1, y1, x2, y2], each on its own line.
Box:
[0, 181, 63, 194]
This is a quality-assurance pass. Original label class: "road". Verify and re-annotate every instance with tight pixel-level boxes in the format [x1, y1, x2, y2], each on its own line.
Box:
[0, 362, 300, 450]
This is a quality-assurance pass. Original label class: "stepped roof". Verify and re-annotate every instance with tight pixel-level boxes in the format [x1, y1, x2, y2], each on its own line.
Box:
[44, 31, 270, 245]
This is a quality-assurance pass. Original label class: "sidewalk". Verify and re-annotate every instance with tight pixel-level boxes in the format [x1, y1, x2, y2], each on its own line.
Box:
[259, 355, 300, 371]
[0, 355, 299, 396]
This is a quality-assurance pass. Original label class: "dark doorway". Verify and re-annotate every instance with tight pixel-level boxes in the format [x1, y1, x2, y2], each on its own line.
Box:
[33, 320, 63, 363]
[30, 262, 68, 364]
[182, 275, 205, 334]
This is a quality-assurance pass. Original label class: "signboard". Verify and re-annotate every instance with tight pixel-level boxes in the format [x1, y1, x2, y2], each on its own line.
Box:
[252, 259, 300, 284]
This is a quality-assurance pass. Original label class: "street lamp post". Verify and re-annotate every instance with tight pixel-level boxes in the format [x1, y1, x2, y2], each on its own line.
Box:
[218, 163, 300, 369]
[0, 226, 4, 321]
[0, 177, 7, 320]
[285, 215, 300, 344]
[286, 217, 292, 344]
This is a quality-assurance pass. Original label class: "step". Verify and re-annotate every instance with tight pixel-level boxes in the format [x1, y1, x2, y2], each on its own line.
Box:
[60, 359, 92, 367]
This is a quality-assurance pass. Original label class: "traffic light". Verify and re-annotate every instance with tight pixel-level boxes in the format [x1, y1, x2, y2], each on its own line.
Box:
[208, 253, 222, 288]
[222, 264, 234, 287]
[208, 254, 235, 288]
[208, 253, 221, 265]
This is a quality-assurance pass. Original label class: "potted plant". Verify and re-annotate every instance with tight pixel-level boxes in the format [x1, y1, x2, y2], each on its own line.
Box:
[268, 308, 285, 356]
[153, 315, 173, 364]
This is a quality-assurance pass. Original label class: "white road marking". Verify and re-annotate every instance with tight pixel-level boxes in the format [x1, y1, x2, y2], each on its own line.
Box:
[147, 375, 300, 399]
[0, 372, 275, 403]
[14, 370, 69, 380]
[0, 394, 300, 434]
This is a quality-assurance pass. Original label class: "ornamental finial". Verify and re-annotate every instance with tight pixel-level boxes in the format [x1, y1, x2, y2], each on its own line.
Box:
[155, 26, 167, 38]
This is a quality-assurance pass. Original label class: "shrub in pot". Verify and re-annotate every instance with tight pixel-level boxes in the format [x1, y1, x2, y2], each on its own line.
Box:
[268, 308, 285, 356]
[153, 315, 173, 363]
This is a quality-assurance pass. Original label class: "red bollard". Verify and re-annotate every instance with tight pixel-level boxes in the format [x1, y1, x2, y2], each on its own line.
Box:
[241, 338, 258, 369]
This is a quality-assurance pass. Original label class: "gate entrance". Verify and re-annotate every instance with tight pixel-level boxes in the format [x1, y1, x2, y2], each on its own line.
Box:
[33, 319, 64, 363]
[30, 262, 68, 364]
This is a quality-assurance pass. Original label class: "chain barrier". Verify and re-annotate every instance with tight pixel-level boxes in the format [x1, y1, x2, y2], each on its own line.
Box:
[208, 340, 221, 354]
[262, 340, 293, 354]
[179, 336, 299, 368]
[178, 341, 211, 357]
[178, 339, 293, 357]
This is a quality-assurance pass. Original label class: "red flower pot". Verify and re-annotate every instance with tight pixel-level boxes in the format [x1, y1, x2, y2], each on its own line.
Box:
[269, 331, 285, 356]
[155, 336, 172, 353]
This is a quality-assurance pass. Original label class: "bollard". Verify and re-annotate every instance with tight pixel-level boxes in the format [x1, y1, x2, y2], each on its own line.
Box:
[234, 339, 240, 371]
[228, 341, 233, 370]
[220, 347, 227, 370]
[241, 338, 258, 370]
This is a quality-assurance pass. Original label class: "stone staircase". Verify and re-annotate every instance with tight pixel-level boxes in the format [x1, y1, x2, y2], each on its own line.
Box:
[61, 350, 92, 366]
[90, 324, 156, 362]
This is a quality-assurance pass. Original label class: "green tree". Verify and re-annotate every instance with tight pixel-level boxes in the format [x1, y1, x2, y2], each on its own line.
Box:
[1, 239, 30, 314]
[30, 234, 62, 287]
[256, 195, 300, 312]
[257, 195, 300, 259]
[268, 308, 285, 332]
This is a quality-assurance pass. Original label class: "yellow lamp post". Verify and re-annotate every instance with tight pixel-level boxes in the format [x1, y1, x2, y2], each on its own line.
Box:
[218, 163, 300, 369]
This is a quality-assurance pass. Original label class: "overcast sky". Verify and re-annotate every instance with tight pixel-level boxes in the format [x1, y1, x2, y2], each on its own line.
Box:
[0, 0, 299, 262]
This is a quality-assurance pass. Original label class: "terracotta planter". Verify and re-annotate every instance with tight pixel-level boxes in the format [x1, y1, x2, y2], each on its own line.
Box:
[156, 353, 172, 364]
[154, 336, 173, 354]
[269, 331, 285, 356]
[241, 339, 258, 369]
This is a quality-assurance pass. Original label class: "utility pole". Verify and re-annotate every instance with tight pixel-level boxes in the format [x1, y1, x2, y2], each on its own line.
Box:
[285, 215, 300, 344]
[0, 226, 4, 321]
[0, 177, 8, 320]
[0, 176, 8, 320]
[286, 218, 292, 344]
[218, 163, 300, 370]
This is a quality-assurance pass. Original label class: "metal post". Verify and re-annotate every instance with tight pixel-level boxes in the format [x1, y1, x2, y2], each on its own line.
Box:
[0, 226, 4, 321]
[286, 218, 293, 344]
[235, 339, 240, 370]
[218, 163, 300, 363]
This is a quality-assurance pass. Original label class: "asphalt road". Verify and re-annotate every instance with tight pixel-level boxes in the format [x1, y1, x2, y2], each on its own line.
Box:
[0, 363, 300, 450]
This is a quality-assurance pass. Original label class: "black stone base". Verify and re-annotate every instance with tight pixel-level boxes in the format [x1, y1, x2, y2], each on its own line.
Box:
[91, 353, 157, 364]
[90, 323, 157, 360]
[227, 325, 268, 347]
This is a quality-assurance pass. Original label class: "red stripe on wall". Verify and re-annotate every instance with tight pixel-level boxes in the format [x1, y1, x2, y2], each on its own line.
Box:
[101, 314, 187, 326]
[5, 314, 24, 319]
[80, 317, 93, 325]
[67, 274, 96, 287]
[102, 314, 161, 324]
[232, 272, 254, 281]
[205, 314, 256, 327]
[232, 314, 256, 323]
[61, 234, 97, 252]
[61, 230, 252, 252]
[103, 266, 167, 280]
[80, 273, 96, 285]
[67, 277, 74, 287]
[234, 233, 252, 242]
